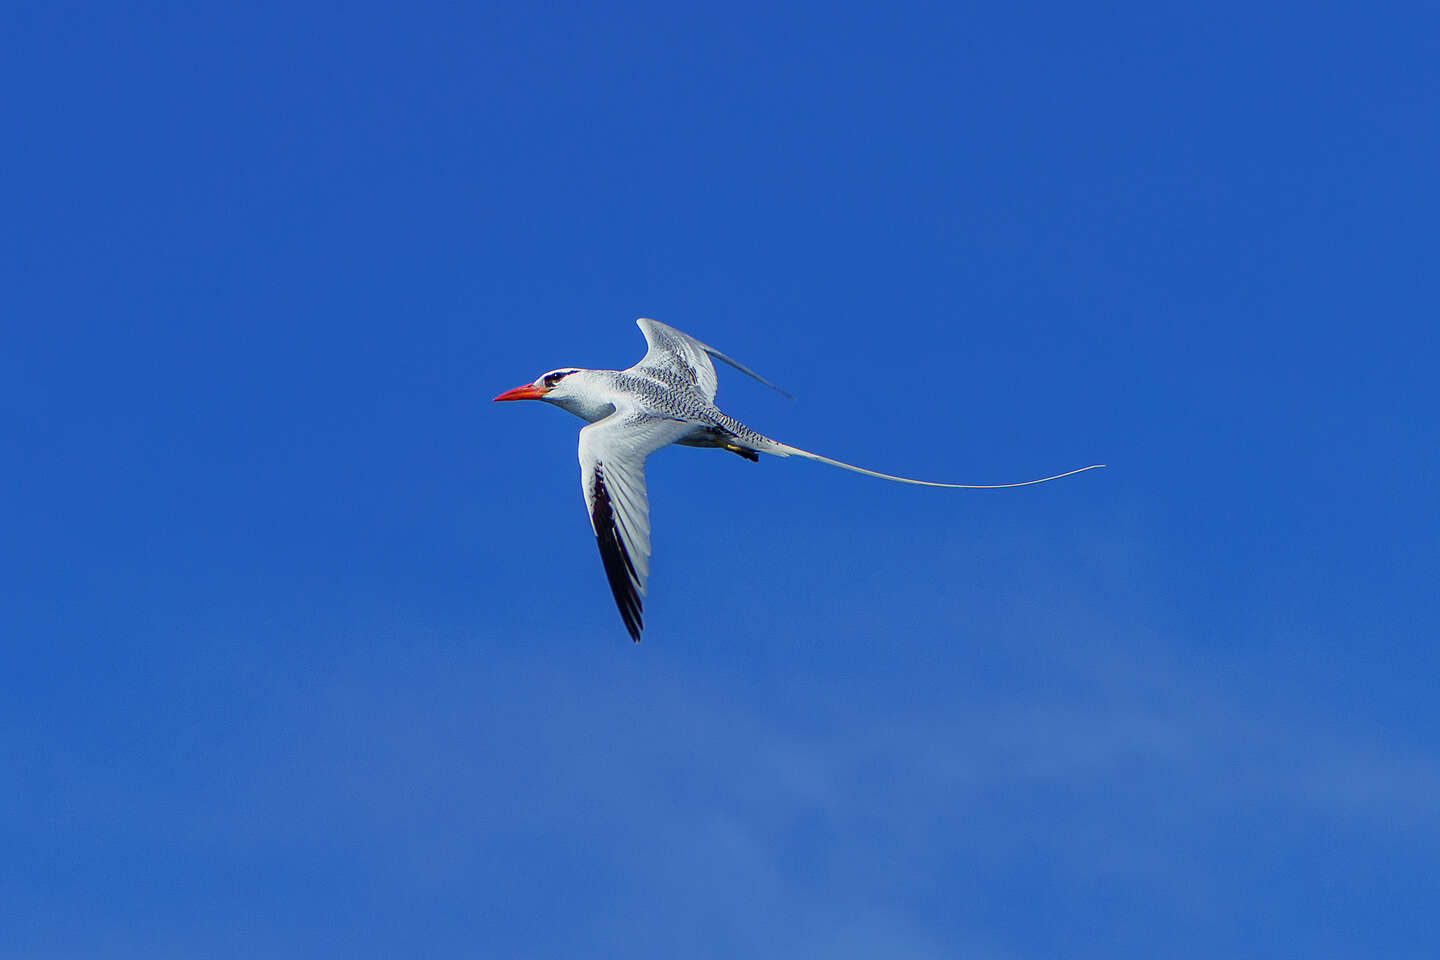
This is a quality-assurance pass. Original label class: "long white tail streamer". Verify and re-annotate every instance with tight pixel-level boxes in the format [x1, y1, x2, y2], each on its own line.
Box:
[774, 443, 1105, 488]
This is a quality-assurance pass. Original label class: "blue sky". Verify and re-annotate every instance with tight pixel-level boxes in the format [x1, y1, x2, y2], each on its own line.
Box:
[3, 2, 1438, 956]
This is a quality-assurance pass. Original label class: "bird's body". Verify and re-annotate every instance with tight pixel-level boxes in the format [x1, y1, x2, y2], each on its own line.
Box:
[547, 369, 769, 450]
[495, 318, 1102, 642]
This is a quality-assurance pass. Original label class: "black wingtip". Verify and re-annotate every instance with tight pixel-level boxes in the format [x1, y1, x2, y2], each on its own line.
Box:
[591, 466, 644, 643]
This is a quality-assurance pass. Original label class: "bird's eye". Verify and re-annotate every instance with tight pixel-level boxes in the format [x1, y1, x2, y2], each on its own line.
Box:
[543, 371, 572, 388]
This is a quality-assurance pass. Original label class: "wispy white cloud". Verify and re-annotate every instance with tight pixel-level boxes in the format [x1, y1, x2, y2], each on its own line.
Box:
[167, 612, 1437, 959]
[12, 529, 1433, 959]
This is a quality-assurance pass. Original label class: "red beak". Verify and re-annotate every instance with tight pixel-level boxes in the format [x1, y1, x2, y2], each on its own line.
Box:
[493, 382, 550, 402]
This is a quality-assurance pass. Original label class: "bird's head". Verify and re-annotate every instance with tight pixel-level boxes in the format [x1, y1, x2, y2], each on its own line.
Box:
[493, 368, 583, 403]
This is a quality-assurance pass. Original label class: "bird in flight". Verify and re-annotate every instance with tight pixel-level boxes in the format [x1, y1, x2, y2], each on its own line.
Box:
[495, 318, 1103, 642]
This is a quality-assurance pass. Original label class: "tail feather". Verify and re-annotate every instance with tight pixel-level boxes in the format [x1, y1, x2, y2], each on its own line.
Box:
[766, 441, 1104, 489]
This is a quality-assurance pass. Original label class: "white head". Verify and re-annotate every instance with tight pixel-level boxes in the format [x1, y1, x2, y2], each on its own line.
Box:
[494, 367, 620, 422]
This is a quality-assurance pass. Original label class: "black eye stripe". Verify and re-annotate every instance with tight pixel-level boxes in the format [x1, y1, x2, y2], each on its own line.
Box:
[544, 370, 575, 387]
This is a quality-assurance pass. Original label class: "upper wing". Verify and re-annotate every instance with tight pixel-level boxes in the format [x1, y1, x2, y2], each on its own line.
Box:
[633, 317, 792, 403]
[578, 410, 693, 642]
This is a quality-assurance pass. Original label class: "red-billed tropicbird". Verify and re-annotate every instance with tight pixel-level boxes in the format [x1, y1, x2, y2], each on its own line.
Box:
[494, 318, 1103, 642]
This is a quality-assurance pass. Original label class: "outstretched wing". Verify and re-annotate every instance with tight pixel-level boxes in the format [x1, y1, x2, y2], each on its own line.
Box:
[578, 410, 693, 642]
[633, 317, 792, 403]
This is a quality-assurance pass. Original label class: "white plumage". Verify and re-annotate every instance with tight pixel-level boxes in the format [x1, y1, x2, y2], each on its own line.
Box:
[495, 318, 1102, 642]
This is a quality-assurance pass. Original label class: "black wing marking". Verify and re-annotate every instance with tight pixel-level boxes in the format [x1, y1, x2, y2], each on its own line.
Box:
[590, 465, 643, 642]
[578, 411, 695, 643]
